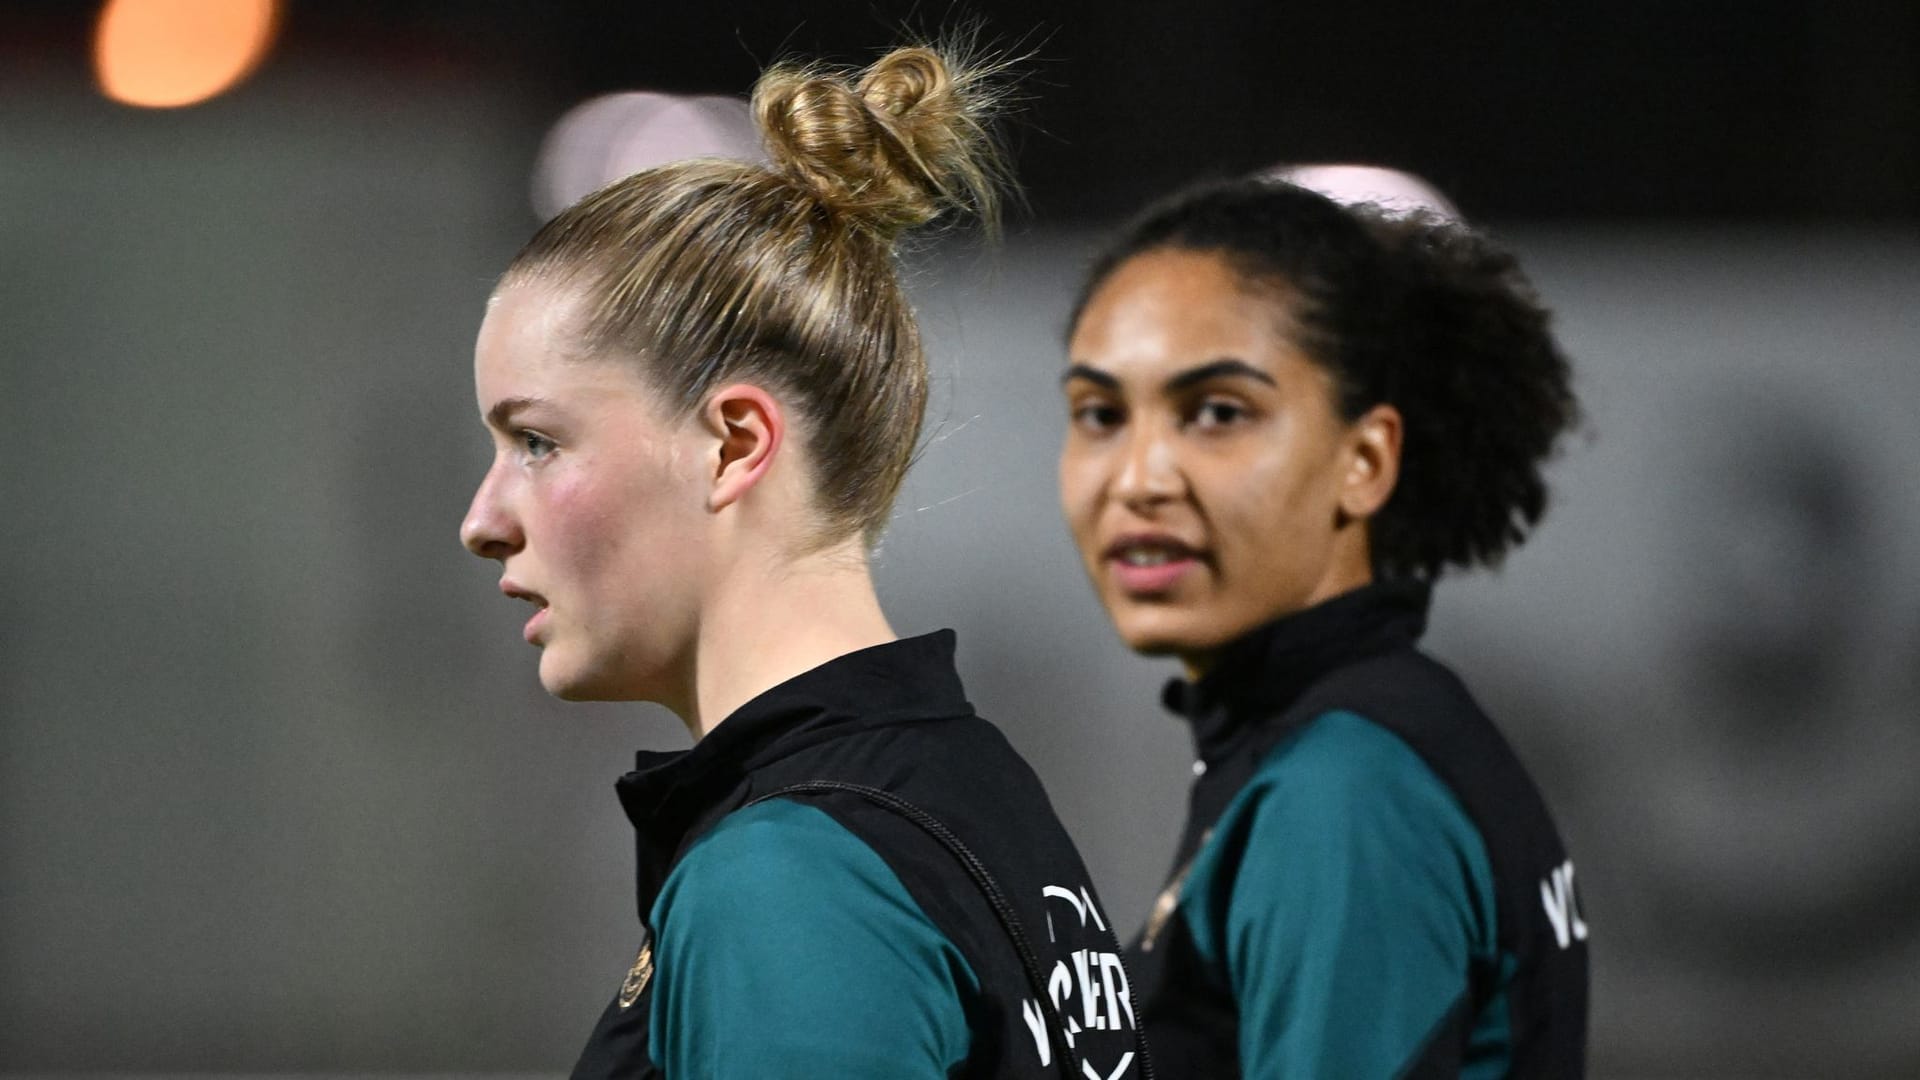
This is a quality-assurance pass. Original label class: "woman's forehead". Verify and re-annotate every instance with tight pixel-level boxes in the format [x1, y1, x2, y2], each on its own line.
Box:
[1069, 252, 1311, 387]
[475, 286, 653, 415]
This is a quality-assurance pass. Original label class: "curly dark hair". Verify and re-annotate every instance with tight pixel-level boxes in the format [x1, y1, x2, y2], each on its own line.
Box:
[1071, 177, 1580, 580]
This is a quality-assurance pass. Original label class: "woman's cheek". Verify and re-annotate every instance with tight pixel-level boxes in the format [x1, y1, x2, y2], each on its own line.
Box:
[540, 469, 627, 578]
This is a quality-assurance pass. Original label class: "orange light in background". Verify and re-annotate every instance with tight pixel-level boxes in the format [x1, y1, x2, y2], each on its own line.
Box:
[95, 0, 282, 109]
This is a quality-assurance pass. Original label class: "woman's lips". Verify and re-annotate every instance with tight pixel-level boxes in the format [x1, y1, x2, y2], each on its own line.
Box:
[1110, 555, 1197, 594]
[501, 579, 549, 644]
[1103, 535, 1203, 595]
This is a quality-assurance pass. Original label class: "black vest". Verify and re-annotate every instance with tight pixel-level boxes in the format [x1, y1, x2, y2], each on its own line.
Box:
[1131, 581, 1588, 1077]
[571, 631, 1152, 1080]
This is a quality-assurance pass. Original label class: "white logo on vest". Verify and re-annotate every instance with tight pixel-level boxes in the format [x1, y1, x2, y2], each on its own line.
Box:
[1021, 884, 1138, 1079]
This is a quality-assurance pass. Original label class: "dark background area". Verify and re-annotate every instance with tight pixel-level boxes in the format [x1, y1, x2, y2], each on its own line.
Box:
[11, 1, 1920, 223]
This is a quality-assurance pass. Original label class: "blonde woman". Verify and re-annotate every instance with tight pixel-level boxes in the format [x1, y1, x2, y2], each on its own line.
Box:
[462, 45, 1148, 1080]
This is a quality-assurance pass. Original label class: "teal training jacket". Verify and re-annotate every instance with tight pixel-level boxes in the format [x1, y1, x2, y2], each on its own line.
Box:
[1131, 580, 1588, 1078]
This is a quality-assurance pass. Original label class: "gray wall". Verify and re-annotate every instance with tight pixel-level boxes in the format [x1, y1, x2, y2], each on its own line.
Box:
[5, 66, 1919, 1077]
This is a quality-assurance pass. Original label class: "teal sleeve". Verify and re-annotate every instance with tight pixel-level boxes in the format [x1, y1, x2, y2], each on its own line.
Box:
[647, 798, 978, 1079]
[1183, 711, 1498, 1080]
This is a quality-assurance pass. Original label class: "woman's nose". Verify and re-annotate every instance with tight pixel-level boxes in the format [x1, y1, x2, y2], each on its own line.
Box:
[460, 466, 523, 560]
[1112, 427, 1184, 507]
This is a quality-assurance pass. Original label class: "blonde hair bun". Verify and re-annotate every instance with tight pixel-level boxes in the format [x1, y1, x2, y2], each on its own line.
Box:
[752, 45, 1008, 239]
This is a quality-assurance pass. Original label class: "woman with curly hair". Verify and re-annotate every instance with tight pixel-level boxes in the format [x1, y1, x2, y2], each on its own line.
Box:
[462, 44, 1147, 1079]
[1058, 177, 1587, 1078]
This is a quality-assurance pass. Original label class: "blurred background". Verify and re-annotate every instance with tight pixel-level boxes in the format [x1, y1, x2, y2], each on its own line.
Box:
[4, 1, 1918, 1076]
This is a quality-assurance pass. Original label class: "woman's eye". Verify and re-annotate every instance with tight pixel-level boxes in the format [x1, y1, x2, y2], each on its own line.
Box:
[518, 430, 556, 459]
[1191, 399, 1247, 430]
[1071, 401, 1124, 433]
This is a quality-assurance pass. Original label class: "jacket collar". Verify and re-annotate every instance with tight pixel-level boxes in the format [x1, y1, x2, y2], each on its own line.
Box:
[614, 630, 973, 858]
[1162, 578, 1432, 765]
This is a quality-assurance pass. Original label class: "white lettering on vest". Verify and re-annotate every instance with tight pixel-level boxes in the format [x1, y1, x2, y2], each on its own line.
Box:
[1539, 859, 1589, 949]
[1022, 997, 1053, 1067]
[1021, 883, 1138, 1076]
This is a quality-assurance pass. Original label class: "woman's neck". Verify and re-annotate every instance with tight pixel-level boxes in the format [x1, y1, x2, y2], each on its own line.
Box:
[680, 539, 896, 740]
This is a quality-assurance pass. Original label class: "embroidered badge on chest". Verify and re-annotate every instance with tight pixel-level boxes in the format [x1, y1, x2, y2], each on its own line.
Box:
[618, 938, 654, 1008]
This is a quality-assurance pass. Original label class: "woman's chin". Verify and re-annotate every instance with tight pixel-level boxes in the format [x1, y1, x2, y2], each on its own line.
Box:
[1112, 607, 1255, 666]
[1114, 615, 1210, 660]
[545, 680, 601, 702]
[538, 651, 607, 701]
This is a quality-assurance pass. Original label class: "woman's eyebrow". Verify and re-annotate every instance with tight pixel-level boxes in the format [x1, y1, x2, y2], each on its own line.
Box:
[1164, 358, 1276, 393]
[1060, 363, 1119, 389]
[484, 395, 551, 431]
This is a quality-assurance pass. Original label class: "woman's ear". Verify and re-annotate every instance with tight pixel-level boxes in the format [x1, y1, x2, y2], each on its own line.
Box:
[702, 383, 786, 513]
[1338, 402, 1403, 522]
